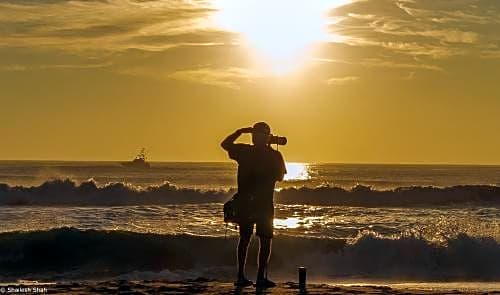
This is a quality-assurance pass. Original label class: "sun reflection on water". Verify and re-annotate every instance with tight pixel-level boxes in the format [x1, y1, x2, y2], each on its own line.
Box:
[274, 217, 300, 229]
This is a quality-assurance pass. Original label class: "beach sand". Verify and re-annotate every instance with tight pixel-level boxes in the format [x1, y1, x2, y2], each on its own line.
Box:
[2, 278, 498, 294]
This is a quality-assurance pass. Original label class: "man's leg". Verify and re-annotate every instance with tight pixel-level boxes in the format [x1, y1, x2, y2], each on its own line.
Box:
[255, 215, 275, 287]
[237, 234, 251, 280]
[237, 223, 253, 281]
[256, 236, 272, 281]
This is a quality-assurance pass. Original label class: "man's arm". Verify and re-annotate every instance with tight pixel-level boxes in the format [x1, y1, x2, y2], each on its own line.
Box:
[220, 127, 253, 151]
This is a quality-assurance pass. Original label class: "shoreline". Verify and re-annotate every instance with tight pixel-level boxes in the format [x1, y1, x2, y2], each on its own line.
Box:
[1, 279, 498, 294]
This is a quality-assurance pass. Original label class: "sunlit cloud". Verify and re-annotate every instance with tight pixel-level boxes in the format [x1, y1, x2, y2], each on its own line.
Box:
[326, 76, 360, 85]
[0, 0, 219, 53]
[0, 62, 111, 72]
[330, 0, 500, 60]
[314, 57, 443, 72]
[167, 67, 260, 90]
[0, 0, 499, 88]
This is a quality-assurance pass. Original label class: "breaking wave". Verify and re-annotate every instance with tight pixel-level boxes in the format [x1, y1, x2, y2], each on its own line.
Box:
[0, 228, 498, 281]
[0, 179, 499, 207]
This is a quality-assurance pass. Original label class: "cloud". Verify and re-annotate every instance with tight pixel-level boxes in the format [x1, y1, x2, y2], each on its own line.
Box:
[2, 0, 499, 86]
[167, 67, 260, 90]
[480, 48, 500, 59]
[341, 38, 459, 58]
[0, 0, 247, 81]
[402, 71, 415, 80]
[329, 0, 500, 59]
[0, 0, 224, 53]
[0, 0, 108, 5]
[0, 62, 111, 71]
[314, 56, 443, 72]
[326, 76, 360, 85]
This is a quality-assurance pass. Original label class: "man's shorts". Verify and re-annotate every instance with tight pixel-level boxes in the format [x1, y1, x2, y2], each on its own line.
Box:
[239, 217, 273, 238]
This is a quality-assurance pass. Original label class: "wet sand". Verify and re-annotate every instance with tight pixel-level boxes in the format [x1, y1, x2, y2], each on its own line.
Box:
[2, 278, 498, 294]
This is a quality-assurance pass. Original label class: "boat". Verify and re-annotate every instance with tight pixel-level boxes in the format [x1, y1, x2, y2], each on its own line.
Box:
[122, 148, 151, 168]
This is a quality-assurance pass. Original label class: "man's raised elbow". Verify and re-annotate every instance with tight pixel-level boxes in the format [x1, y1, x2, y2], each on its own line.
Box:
[221, 140, 235, 151]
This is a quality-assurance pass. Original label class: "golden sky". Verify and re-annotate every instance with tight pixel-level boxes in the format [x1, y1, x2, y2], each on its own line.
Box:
[1, 0, 499, 164]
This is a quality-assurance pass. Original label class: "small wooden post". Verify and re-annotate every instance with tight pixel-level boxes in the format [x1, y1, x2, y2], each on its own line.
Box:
[298, 266, 306, 290]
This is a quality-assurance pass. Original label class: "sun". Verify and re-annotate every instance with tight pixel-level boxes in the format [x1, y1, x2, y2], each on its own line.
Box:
[213, 0, 349, 75]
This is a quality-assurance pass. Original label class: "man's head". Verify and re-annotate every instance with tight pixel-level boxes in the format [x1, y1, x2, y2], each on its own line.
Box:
[252, 122, 271, 147]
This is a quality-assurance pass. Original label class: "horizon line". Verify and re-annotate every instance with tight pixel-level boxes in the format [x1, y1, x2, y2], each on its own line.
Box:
[0, 159, 500, 166]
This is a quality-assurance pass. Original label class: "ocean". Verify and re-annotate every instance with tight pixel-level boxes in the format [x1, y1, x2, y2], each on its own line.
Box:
[0, 161, 499, 285]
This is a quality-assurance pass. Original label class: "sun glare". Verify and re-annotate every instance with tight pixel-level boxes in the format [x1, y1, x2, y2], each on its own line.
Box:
[213, 0, 349, 75]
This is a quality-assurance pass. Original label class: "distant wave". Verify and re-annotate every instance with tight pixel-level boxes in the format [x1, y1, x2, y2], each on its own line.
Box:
[277, 185, 500, 207]
[0, 179, 230, 206]
[0, 179, 499, 207]
[0, 228, 498, 281]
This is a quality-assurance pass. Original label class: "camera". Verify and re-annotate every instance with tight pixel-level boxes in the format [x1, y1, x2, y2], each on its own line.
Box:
[269, 135, 287, 145]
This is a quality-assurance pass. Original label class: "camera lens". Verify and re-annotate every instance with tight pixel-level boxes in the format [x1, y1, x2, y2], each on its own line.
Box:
[270, 136, 287, 145]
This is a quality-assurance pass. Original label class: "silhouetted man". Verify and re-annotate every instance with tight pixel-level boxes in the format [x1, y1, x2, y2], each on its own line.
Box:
[221, 122, 287, 288]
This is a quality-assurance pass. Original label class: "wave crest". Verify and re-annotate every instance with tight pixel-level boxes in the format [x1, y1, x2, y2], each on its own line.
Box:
[0, 179, 230, 206]
[0, 179, 499, 206]
[0, 228, 498, 281]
